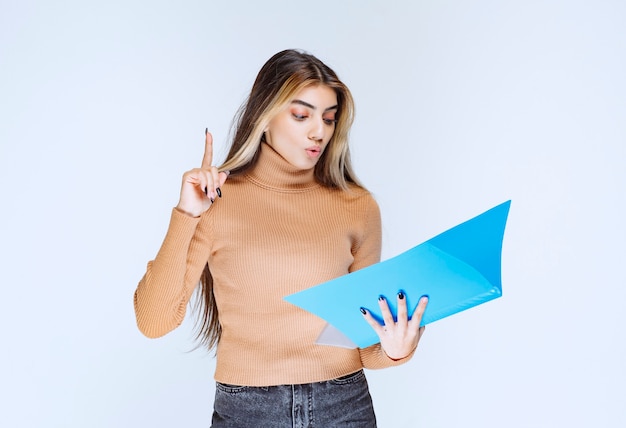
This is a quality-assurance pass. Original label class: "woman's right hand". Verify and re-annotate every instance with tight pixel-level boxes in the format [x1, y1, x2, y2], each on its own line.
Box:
[176, 130, 229, 217]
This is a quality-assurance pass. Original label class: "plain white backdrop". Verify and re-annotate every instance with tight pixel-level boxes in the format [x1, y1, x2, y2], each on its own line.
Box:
[1, 0, 624, 427]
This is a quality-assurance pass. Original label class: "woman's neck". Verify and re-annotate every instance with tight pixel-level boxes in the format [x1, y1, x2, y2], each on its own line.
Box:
[245, 143, 320, 191]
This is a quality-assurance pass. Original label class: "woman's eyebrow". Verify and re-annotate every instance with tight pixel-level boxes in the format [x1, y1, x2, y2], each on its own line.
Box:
[291, 99, 338, 112]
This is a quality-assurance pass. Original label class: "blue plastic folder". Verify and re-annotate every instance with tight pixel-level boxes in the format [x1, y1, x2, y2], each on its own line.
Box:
[284, 201, 511, 349]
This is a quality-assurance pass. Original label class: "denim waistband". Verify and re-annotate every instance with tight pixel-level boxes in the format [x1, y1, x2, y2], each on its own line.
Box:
[211, 370, 377, 427]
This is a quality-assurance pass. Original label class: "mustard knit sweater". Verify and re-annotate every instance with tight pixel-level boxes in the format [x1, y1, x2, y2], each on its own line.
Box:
[134, 143, 413, 386]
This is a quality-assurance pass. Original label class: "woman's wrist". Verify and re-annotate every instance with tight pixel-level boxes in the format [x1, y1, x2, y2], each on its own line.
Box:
[174, 205, 199, 218]
[383, 346, 417, 362]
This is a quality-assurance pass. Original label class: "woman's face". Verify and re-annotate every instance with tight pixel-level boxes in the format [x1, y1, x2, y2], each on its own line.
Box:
[264, 84, 338, 170]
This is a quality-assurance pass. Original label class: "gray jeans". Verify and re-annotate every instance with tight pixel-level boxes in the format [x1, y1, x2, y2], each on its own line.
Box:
[211, 370, 377, 427]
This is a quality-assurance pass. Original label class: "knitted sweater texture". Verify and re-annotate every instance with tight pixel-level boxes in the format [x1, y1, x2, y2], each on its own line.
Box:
[134, 143, 413, 386]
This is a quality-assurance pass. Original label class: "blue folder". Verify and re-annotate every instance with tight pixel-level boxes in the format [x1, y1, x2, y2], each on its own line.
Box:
[284, 201, 511, 348]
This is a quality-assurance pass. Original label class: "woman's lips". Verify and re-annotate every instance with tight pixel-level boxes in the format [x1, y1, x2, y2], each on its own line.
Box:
[305, 147, 321, 158]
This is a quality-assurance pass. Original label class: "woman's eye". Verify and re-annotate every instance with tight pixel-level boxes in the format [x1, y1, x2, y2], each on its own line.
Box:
[323, 118, 337, 126]
[292, 113, 308, 120]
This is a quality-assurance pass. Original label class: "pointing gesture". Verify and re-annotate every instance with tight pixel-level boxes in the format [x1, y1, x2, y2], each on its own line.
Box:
[176, 130, 229, 217]
[201, 128, 215, 170]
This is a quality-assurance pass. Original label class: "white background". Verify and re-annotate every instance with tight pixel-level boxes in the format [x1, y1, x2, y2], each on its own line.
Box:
[1, 1, 624, 427]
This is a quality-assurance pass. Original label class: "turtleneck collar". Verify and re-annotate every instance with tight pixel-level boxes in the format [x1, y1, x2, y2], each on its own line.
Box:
[244, 142, 321, 192]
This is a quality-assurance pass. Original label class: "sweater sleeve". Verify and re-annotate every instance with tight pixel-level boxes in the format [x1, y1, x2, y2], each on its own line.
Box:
[352, 194, 416, 369]
[348, 192, 382, 273]
[133, 208, 212, 338]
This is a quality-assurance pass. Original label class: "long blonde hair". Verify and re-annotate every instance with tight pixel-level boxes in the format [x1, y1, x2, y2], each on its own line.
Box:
[195, 49, 362, 351]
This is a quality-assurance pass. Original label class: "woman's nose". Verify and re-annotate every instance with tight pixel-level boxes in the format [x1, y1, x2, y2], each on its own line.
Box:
[308, 118, 325, 142]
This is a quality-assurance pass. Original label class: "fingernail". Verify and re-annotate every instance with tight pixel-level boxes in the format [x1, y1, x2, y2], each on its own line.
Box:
[205, 127, 208, 135]
[398, 291, 405, 300]
[204, 186, 208, 196]
[210, 197, 215, 203]
[216, 187, 222, 198]
[360, 307, 367, 315]
[378, 295, 385, 301]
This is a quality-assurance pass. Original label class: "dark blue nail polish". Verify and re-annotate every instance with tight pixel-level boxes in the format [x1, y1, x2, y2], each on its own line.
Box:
[378, 295, 385, 301]
[216, 187, 222, 198]
[398, 291, 405, 300]
[205, 127, 208, 135]
[210, 197, 215, 203]
[360, 307, 367, 315]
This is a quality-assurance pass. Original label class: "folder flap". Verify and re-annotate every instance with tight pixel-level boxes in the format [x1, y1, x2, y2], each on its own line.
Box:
[426, 200, 510, 291]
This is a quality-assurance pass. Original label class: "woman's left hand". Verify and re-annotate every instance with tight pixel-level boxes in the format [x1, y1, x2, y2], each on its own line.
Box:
[361, 292, 429, 360]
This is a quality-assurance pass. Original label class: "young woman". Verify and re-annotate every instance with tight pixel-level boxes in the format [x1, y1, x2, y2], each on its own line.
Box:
[134, 49, 428, 427]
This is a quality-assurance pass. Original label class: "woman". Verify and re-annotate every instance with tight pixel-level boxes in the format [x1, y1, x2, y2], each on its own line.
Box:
[134, 49, 428, 427]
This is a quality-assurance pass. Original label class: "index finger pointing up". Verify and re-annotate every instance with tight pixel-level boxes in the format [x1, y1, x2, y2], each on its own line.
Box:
[201, 128, 213, 169]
